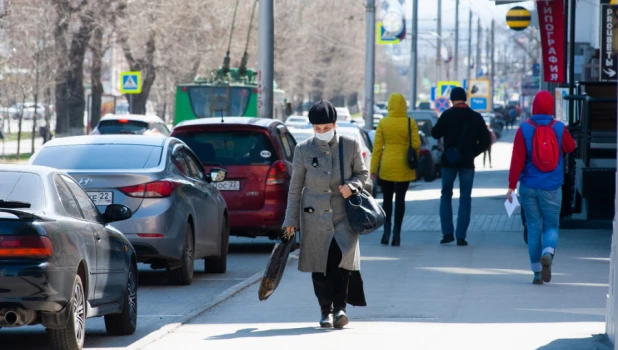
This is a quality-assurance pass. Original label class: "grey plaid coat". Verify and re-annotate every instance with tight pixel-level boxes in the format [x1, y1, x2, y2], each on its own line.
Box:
[282, 134, 369, 273]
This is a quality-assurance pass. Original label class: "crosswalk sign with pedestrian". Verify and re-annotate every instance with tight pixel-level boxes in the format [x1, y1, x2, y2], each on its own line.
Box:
[120, 71, 142, 94]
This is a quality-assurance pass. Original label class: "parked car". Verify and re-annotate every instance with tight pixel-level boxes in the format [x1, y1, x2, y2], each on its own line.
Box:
[335, 107, 352, 122]
[90, 114, 170, 136]
[284, 115, 310, 129]
[408, 110, 443, 169]
[0, 165, 137, 350]
[416, 131, 440, 182]
[289, 128, 315, 144]
[171, 117, 299, 244]
[8, 103, 46, 120]
[28, 135, 229, 285]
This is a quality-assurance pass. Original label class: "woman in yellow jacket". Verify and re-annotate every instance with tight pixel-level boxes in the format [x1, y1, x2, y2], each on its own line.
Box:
[370, 93, 421, 246]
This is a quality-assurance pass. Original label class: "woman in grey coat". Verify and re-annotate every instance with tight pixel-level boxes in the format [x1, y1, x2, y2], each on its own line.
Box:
[283, 100, 369, 329]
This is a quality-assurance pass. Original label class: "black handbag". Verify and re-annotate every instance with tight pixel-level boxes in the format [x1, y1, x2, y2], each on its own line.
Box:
[443, 124, 467, 168]
[339, 138, 386, 235]
[407, 118, 419, 169]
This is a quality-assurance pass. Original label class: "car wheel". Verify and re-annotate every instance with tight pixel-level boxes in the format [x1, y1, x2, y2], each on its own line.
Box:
[204, 218, 229, 274]
[104, 263, 138, 336]
[47, 274, 86, 350]
[169, 224, 194, 285]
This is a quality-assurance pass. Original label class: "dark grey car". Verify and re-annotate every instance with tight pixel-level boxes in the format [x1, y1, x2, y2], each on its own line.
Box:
[29, 135, 230, 286]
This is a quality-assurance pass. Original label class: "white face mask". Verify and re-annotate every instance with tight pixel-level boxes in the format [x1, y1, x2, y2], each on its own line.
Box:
[315, 129, 335, 142]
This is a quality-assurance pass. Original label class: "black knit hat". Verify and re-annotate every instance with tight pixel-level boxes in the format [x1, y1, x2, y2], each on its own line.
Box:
[308, 100, 337, 125]
[450, 87, 467, 102]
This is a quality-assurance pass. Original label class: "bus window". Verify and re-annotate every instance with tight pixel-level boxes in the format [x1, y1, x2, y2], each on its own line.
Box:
[187, 87, 252, 118]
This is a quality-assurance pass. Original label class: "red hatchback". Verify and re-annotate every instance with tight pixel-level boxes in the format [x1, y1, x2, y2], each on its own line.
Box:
[171, 118, 295, 239]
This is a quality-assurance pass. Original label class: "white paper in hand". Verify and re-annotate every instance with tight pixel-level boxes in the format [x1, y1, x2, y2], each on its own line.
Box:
[504, 194, 520, 218]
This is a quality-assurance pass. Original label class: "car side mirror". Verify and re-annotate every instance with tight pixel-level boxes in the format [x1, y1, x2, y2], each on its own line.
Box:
[210, 168, 227, 183]
[103, 204, 133, 224]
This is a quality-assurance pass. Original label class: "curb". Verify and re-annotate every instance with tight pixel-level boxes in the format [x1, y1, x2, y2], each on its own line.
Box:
[130, 250, 299, 349]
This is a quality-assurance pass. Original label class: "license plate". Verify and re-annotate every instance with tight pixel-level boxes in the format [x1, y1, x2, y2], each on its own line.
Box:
[214, 181, 240, 191]
[87, 191, 113, 205]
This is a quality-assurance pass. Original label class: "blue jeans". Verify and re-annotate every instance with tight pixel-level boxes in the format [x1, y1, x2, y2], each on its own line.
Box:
[519, 185, 561, 272]
[440, 168, 475, 239]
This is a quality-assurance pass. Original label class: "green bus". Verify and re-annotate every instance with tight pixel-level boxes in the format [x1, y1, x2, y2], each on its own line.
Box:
[174, 67, 285, 125]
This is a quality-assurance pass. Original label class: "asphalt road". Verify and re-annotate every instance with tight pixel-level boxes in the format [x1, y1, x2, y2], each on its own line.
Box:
[0, 236, 278, 350]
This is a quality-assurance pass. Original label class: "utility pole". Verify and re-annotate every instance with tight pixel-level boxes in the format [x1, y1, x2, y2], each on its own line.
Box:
[436, 0, 442, 83]
[410, 0, 418, 110]
[490, 19, 495, 109]
[363, 0, 375, 128]
[258, 0, 274, 119]
[476, 17, 481, 80]
[454, 0, 460, 82]
[467, 8, 472, 84]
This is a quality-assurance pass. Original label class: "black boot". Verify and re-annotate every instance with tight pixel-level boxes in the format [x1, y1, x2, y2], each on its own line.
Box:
[391, 225, 401, 246]
[381, 222, 391, 245]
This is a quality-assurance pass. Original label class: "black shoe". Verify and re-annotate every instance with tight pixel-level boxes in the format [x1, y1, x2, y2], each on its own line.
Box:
[333, 310, 349, 329]
[319, 313, 334, 328]
[440, 234, 454, 244]
[457, 239, 468, 246]
[391, 225, 401, 246]
[381, 222, 391, 245]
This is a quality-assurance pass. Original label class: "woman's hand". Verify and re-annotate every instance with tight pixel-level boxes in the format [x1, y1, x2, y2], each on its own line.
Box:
[339, 184, 353, 199]
[506, 188, 515, 203]
[370, 173, 378, 181]
[283, 226, 296, 239]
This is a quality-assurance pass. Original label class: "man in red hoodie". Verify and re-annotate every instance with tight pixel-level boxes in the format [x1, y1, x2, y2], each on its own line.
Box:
[507, 91, 576, 285]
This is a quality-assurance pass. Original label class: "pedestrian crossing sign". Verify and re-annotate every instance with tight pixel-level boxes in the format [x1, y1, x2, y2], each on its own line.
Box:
[120, 71, 142, 94]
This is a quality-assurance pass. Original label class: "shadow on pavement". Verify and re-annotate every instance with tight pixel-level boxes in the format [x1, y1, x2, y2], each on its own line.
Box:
[205, 326, 333, 340]
[536, 334, 613, 350]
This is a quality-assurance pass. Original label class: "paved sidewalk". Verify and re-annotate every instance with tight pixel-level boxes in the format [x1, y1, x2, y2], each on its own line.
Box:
[140, 227, 612, 350]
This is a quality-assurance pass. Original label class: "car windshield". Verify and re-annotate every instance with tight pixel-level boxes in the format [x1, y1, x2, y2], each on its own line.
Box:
[174, 130, 277, 166]
[0, 171, 46, 210]
[98, 120, 149, 135]
[415, 119, 433, 136]
[31, 145, 162, 170]
[187, 86, 252, 118]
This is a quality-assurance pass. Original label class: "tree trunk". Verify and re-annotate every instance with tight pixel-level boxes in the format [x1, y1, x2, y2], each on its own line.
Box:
[44, 87, 52, 143]
[90, 26, 104, 129]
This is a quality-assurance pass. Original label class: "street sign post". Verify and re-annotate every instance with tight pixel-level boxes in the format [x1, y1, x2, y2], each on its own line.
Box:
[436, 81, 460, 98]
[467, 78, 491, 112]
[430, 86, 436, 102]
[119, 71, 142, 94]
[434, 97, 450, 113]
[600, 4, 618, 82]
[377, 21, 400, 45]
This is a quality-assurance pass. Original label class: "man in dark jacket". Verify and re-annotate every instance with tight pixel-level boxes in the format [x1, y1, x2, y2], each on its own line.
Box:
[431, 87, 490, 246]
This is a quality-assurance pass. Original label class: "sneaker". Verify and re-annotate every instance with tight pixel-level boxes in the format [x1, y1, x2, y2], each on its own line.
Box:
[440, 234, 455, 244]
[541, 254, 553, 282]
[457, 239, 468, 246]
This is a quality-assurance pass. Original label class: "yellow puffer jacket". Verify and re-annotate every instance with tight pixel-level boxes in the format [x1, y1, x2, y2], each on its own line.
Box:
[370, 93, 421, 182]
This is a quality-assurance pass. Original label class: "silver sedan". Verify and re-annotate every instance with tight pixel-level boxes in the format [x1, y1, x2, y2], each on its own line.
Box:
[29, 135, 229, 286]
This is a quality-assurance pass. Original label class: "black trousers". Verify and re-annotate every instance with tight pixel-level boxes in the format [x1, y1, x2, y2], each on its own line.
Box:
[379, 179, 410, 227]
[483, 145, 492, 167]
[312, 239, 350, 314]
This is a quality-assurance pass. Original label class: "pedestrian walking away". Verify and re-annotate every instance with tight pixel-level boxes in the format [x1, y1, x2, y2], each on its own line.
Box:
[431, 87, 491, 246]
[507, 90, 576, 285]
[282, 100, 369, 329]
[370, 92, 421, 246]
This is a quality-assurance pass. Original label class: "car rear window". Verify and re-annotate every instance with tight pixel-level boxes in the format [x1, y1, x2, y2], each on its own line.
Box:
[0, 172, 46, 210]
[174, 130, 277, 166]
[32, 145, 162, 170]
[98, 120, 149, 134]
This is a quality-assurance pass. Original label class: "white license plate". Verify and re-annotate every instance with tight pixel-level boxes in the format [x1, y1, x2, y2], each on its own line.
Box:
[214, 181, 240, 191]
[87, 191, 113, 205]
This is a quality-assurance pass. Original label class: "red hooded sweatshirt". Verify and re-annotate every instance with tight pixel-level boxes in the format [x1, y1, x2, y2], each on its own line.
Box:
[508, 91, 576, 190]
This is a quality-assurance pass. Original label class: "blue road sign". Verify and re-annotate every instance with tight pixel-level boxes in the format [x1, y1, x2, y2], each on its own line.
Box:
[435, 97, 450, 112]
[438, 83, 459, 97]
[120, 71, 142, 94]
[470, 97, 488, 111]
[430, 87, 436, 101]
[463, 79, 468, 90]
